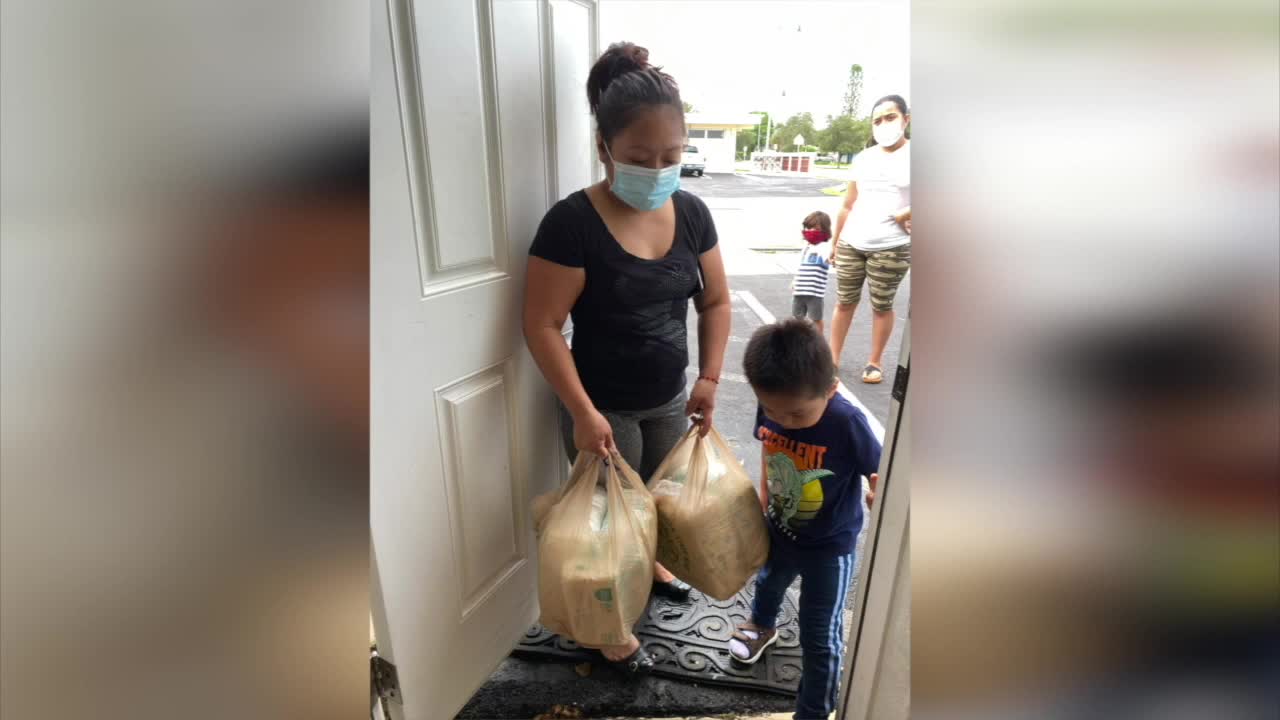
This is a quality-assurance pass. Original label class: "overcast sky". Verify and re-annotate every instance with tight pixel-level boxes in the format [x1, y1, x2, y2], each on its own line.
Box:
[599, 0, 910, 128]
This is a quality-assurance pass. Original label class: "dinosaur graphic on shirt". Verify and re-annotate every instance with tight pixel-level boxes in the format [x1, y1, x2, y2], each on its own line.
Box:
[766, 452, 833, 529]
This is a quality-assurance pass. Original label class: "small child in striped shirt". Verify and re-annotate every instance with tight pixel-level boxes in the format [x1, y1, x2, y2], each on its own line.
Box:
[792, 210, 833, 336]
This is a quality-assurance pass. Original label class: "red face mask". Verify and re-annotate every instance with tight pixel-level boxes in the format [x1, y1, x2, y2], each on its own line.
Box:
[802, 228, 829, 244]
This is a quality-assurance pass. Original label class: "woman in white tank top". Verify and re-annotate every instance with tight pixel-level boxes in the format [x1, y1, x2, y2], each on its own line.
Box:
[829, 95, 912, 384]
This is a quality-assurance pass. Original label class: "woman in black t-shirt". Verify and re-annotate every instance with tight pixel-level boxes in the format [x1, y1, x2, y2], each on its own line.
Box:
[523, 42, 731, 673]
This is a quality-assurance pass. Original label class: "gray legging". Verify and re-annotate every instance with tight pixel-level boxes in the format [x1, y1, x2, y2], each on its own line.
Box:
[557, 389, 690, 481]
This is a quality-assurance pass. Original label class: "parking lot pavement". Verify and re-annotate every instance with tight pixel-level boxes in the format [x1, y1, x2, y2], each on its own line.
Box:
[677, 171, 908, 482]
[681, 172, 837, 199]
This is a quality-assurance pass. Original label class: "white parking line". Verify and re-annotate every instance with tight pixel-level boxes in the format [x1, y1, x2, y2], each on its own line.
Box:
[733, 290, 886, 442]
[735, 289, 776, 324]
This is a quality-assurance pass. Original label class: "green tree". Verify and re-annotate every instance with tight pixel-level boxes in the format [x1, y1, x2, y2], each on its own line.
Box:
[736, 126, 757, 157]
[682, 101, 695, 114]
[842, 64, 864, 117]
[770, 112, 817, 151]
[818, 115, 871, 167]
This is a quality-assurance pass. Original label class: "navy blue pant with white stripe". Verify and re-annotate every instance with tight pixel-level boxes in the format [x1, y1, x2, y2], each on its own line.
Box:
[751, 541, 855, 720]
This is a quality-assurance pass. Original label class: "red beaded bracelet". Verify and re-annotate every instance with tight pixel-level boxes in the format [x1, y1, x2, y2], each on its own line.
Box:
[697, 375, 719, 384]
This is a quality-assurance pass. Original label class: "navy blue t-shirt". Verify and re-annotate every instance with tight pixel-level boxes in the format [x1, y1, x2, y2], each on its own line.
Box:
[755, 393, 881, 555]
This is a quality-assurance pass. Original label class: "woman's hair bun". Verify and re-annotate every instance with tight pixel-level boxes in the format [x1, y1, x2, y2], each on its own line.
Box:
[587, 42, 651, 114]
[585, 41, 682, 142]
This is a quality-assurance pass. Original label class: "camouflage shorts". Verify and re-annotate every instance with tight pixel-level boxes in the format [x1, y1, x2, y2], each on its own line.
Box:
[834, 242, 911, 311]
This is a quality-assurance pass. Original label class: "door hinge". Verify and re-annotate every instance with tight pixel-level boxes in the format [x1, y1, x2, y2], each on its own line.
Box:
[371, 651, 402, 705]
[890, 364, 909, 402]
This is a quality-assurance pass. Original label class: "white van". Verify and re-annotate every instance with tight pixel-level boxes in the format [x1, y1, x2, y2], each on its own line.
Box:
[681, 144, 706, 177]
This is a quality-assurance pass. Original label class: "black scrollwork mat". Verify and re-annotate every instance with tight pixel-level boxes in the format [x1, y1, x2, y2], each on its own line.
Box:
[512, 581, 802, 696]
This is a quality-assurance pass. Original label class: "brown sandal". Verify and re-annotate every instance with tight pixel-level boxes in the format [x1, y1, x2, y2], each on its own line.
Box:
[861, 364, 883, 384]
[729, 624, 778, 665]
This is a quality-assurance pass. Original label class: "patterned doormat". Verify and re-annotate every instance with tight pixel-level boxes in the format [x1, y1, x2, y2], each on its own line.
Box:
[512, 581, 802, 696]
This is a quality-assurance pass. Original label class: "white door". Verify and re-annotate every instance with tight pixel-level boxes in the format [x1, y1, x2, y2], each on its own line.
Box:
[371, 0, 597, 718]
[839, 319, 910, 720]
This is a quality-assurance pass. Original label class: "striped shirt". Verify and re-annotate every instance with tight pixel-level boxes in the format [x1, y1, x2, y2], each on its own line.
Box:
[793, 240, 831, 298]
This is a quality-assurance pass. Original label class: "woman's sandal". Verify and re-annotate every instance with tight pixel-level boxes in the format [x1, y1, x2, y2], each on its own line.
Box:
[728, 624, 778, 665]
[598, 645, 656, 676]
[861, 364, 883, 384]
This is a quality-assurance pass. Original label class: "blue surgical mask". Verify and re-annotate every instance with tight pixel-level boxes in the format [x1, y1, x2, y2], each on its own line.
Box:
[605, 145, 680, 211]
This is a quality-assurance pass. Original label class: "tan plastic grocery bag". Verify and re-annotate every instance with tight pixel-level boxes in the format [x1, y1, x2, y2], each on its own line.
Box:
[532, 450, 657, 648]
[649, 427, 769, 600]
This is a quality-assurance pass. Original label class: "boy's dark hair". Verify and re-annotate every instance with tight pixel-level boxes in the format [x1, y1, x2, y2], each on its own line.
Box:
[586, 42, 684, 144]
[743, 319, 836, 398]
[803, 210, 832, 237]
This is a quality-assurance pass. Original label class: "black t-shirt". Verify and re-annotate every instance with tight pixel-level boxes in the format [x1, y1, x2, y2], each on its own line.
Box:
[529, 189, 718, 411]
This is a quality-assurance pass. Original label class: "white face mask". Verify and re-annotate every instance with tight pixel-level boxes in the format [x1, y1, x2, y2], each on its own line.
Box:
[872, 118, 905, 148]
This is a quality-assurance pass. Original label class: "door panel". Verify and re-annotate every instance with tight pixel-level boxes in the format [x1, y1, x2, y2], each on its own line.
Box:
[493, 0, 574, 503]
[550, 0, 597, 196]
[435, 361, 524, 617]
[494, 0, 556, 216]
[406, 0, 505, 277]
[372, 0, 595, 718]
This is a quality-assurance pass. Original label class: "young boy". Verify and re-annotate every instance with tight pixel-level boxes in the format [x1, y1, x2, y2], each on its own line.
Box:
[731, 319, 881, 720]
[792, 211, 833, 337]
